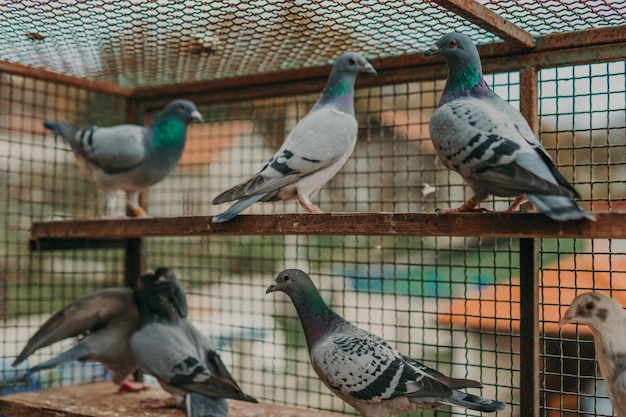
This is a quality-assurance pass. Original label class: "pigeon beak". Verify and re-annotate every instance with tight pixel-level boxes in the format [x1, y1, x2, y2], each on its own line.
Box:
[558, 309, 574, 327]
[190, 110, 203, 123]
[363, 63, 377, 76]
[265, 282, 277, 294]
[423, 44, 439, 57]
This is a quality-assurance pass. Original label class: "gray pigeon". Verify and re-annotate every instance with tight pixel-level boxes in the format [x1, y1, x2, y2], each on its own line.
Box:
[44, 100, 203, 218]
[130, 268, 258, 416]
[12, 287, 143, 391]
[424, 32, 594, 221]
[212, 52, 376, 223]
[266, 269, 507, 416]
[560, 292, 626, 416]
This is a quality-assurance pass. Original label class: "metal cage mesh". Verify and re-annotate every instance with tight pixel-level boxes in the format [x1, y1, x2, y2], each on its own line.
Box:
[2, 1, 625, 87]
[1, 2, 626, 417]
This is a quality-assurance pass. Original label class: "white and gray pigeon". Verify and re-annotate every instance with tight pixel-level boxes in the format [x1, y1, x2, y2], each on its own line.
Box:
[211, 52, 376, 223]
[266, 269, 507, 416]
[424, 32, 594, 221]
[130, 268, 258, 417]
[44, 99, 203, 218]
[560, 292, 626, 416]
[12, 287, 144, 392]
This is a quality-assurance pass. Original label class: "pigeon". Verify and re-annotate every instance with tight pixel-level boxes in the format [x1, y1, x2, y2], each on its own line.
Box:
[424, 32, 594, 221]
[44, 99, 203, 218]
[130, 268, 258, 415]
[266, 269, 506, 416]
[212, 52, 376, 223]
[560, 292, 626, 416]
[12, 287, 144, 392]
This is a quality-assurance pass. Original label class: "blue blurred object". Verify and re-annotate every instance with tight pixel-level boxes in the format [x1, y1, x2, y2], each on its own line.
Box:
[340, 263, 496, 297]
[1, 356, 41, 396]
[59, 361, 109, 386]
[582, 379, 613, 416]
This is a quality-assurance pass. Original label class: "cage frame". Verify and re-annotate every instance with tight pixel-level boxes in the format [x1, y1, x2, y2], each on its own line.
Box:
[1, 7, 625, 416]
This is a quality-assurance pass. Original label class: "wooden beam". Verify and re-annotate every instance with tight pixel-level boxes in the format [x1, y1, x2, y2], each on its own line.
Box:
[30, 212, 624, 241]
[0, 61, 132, 97]
[0, 381, 344, 417]
[430, 0, 535, 48]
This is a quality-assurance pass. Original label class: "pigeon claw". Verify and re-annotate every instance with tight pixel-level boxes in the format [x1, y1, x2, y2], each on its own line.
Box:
[127, 204, 149, 218]
[117, 379, 149, 393]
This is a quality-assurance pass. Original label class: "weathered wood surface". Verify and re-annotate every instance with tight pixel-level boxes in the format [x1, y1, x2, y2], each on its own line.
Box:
[0, 382, 345, 417]
[31, 212, 625, 243]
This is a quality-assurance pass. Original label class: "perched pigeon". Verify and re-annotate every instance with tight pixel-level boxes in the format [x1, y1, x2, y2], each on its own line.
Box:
[560, 292, 626, 416]
[424, 32, 594, 221]
[266, 269, 506, 416]
[13, 287, 144, 392]
[44, 100, 203, 218]
[130, 268, 258, 416]
[212, 52, 376, 222]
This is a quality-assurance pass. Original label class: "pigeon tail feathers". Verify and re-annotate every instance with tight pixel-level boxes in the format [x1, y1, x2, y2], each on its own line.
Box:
[212, 194, 267, 223]
[526, 194, 595, 221]
[442, 390, 507, 413]
[24, 342, 92, 376]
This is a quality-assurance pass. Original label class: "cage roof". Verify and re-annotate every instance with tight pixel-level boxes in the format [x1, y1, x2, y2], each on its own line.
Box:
[1, 1, 625, 88]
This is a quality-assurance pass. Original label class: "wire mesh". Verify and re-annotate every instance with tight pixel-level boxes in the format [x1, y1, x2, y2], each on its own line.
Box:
[0, 3, 626, 417]
[1, 1, 624, 87]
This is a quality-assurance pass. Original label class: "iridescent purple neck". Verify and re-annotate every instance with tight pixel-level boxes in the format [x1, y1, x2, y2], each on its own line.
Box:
[440, 77, 493, 105]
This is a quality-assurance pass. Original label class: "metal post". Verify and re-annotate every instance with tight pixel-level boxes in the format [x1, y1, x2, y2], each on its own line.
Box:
[519, 238, 539, 416]
[519, 66, 540, 417]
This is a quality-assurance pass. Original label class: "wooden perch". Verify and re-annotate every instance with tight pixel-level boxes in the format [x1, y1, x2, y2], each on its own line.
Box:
[0, 381, 346, 417]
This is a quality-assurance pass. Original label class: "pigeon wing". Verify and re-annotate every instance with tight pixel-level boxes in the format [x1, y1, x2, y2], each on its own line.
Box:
[74, 125, 146, 173]
[13, 287, 136, 366]
[131, 323, 257, 402]
[430, 97, 574, 197]
[311, 331, 452, 403]
[213, 107, 357, 203]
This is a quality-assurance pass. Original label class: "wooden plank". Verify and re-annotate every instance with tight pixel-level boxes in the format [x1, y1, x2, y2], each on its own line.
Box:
[0, 61, 133, 97]
[0, 381, 344, 417]
[30, 212, 625, 241]
[430, 0, 535, 48]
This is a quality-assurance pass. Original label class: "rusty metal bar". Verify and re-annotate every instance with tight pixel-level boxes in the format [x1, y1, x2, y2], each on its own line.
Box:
[430, 0, 535, 48]
[29, 212, 622, 241]
[124, 238, 144, 290]
[133, 34, 626, 106]
[123, 99, 146, 290]
[519, 238, 540, 417]
[518, 67, 540, 417]
[0, 61, 133, 97]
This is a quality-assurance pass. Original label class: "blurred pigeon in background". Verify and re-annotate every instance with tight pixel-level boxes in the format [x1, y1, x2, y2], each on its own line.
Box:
[425, 32, 594, 221]
[267, 269, 507, 416]
[13, 287, 144, 392]
[212, 52, 376, 222]
[44, 99, 203, 218]
[130, 268, 257, 416]
[560, 292, 626, 416]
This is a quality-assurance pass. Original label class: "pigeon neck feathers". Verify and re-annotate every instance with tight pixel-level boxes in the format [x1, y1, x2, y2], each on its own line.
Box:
[287, 283, 345, 350]
[151, 116, 188, 150]
[136, 269, 188, 325]
[314, 71, 357, 115]
[440, 61, 492, 105]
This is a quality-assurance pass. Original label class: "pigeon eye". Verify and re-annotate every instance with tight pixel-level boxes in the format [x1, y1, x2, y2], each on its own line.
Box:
[283, 274, 291, 282]
[448, 39, 458, 48]
[179, 104, 186, 111]
[348, 58, 356, 65]
[586, 301, 594, 310]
